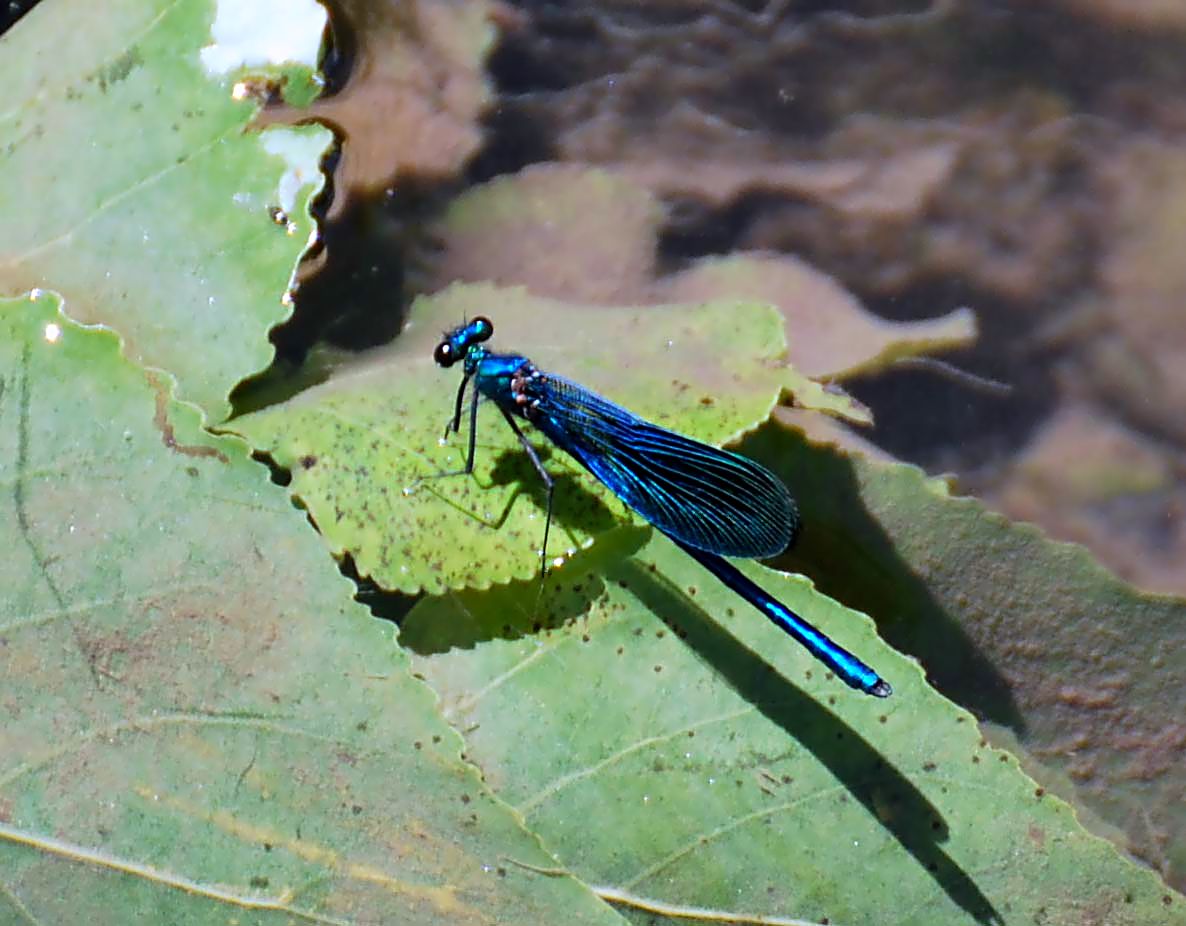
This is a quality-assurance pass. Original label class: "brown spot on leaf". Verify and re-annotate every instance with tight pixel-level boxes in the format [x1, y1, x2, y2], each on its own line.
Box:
[145, 372, 228, 463]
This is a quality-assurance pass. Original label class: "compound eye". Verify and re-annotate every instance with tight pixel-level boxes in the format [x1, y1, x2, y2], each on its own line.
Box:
[472, 316, 494, 341]
[434, 341, 455, 367]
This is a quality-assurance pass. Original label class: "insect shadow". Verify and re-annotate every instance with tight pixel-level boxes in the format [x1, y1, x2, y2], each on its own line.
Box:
[481, 443, 624, 555]
[397, 523, 650, 655]
[614, 555, 1002, 926]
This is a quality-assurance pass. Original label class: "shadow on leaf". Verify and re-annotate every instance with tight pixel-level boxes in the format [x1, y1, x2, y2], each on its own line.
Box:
[745, 422, 1025, 735]
[614, 555, 1003, 926]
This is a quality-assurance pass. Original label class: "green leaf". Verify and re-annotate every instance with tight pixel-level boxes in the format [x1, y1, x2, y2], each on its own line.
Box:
[0, 292, 625, 926]
[403, 535, 1183, 926]
[233, 283, 866, 595]
[748, 420, 1186, 892]
[0, 0, 333, 422]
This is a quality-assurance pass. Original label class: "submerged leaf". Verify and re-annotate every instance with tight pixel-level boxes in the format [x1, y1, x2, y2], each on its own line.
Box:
[302, 0, 496, 198]
[662, 253, 977, 379]
[424, 164, 975, 380]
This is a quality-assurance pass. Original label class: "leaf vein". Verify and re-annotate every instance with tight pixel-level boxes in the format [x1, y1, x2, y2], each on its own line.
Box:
[0, 821, 349, 924]
[517, 706, 754, 816]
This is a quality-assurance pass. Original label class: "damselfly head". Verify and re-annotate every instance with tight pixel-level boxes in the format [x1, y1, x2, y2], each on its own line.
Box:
[435, 316, 494, 368]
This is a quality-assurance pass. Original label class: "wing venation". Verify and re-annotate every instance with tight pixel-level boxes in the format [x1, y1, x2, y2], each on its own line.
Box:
[532, 377, 798, 558]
